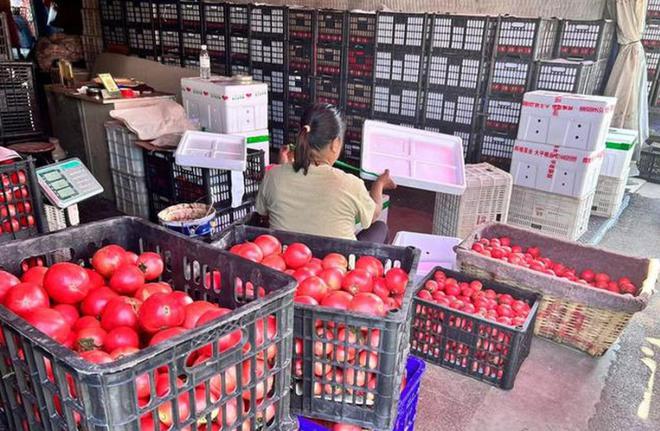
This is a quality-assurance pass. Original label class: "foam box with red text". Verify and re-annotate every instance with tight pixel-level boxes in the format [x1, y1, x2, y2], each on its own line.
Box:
[510, 140, 604, 198]
[517, 91, 616, 152]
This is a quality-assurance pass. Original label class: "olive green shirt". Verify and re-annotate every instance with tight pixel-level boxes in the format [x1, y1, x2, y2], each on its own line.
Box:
[256, 163, 376, 240]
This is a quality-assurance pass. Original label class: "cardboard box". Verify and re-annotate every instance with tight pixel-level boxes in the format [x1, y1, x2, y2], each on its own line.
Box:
[517, 90, 616, 151]
[510, 140, 604, 198]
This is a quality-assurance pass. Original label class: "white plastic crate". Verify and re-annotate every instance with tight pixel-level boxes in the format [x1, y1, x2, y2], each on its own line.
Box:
[432, 163, 512, 239]
[510, 140, 603, 198]
[105, 122, 146, 177]
[181, 76, 268, 134]
[175, 131, 247, 171]
[517, 90, 616, 151]
[392, 231, 460, 281]
[111, 170, 149, 219]
[592, 168, 628, 218]
[44, 204, 80, 232]
[601, 128, 637, 178]
[507, 185, 594, 241]
[361, 120, 466, 194]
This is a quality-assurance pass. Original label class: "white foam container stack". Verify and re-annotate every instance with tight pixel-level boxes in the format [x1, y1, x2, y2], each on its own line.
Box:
[601, 128, 638, 179]
[105, 121, 146, 177]
[517, 90, 616, 151]
[181, 76, 268, 134]
[175, 130, 247, 171]
[392, 231, 461, 281]
[510, 140, 604, 198]
[361, 120, 466, 194]
[592, 167, 629, 218]
[507, 185, 594, 241]
[432, 163, 513, 239]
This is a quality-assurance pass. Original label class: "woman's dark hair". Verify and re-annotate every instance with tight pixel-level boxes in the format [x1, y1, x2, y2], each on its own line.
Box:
[293, 103, 345, 174]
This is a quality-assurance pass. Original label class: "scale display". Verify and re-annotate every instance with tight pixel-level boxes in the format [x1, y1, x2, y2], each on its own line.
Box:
[37, 158, 103, 208]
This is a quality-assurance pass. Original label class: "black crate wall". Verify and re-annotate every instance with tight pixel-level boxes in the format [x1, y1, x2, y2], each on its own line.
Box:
[204, 2, 228, 75]
[0, 62, 41, 140]
[99, 0, 127, 49]
[555, 19, 614, 62]
[644, 0, 660, 106]
[125, 1, 156, 59]
[227, 3, 250, 75]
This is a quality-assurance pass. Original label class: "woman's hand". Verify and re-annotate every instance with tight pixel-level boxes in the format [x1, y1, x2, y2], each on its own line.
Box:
[376, 169, 397, 190]
[278, 145, 294, 164]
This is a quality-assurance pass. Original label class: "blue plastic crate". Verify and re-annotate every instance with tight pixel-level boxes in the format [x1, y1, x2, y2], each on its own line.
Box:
[298, 356, 426, 431]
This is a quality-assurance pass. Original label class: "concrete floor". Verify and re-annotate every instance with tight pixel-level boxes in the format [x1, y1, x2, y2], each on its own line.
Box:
[387, 182, 660, 431]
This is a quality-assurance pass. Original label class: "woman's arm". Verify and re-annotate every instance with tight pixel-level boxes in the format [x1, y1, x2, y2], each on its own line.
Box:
[370, 170, 396, 220]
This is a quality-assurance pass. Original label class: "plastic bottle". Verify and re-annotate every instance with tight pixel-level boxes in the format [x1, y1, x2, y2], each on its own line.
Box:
[199, 45, 211, 79]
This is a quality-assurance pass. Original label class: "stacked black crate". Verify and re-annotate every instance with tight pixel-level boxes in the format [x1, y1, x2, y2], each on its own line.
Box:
[479, 17, 558, 170]
[0, 62, 41, 141]
[99, 0, 127, 51]
[535, 19, 615, 95]
[343, 11, 376, 165]
[423, 14, 496, 162]
[203, 1, 228, 76]
[643, 9, 660, 106]
[315, 10, 347, 108]
[156, 0, 181, 66]
[228, 3, 250, 76]
[287, 8, 316, 146]
[180, 1, 203, 69]
[125, 1, 156, 60]
[250, 5, 288, 149]
[372, 12, 427, 128]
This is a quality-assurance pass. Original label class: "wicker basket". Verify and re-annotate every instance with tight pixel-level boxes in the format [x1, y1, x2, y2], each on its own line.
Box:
[455, 223, 658, 356]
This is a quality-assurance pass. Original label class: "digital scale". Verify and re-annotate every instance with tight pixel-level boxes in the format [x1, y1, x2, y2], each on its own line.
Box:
[36, 158, 103, 208]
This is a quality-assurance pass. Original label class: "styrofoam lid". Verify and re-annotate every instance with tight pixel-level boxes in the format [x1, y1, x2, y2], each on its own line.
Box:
[361, 120, 466, 194]
[175, 131, 247, 171]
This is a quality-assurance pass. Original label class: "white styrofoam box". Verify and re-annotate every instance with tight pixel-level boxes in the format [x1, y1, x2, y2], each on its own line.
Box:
[234, 129, 270, 165]
[508, 185, 594, 241]
[392, 231, 461, 281]
[181, 76, 268, 134]
[517, 90, 616, 151]
[355, 194, 389, 233]
[361, 120, 466, 194]
[601, 129, 637, 178]
[592, 167, 628, 218]
[175, 131, 247, 171]
[510, 140, 604, 198]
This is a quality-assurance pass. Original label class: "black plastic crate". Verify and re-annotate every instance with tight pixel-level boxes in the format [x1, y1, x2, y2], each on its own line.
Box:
[287, 102, 309, 144]
[422, 89, 481, 130]
[639, 143, 660, 184]
[156, 0, 179, 29]
[643, 22, 660, 51]
[127, 27, 156, 58]
[0, 62, 41, 139]
[99, 0, 124, 23]
[251, 38, 287, 68]
[429, 14, 496, 56]
[650, 0, 660, 20]
[349, 12, 376, 45]
[314, 76, 344, 107]
[288, 73, 314, 103]
[288, 41, 315, 73]
[172, 149, 265, 208]
[124, 0, 152, 26]
[372, 84, 421, 123]
[346, 79, 373, 113]
[251, 5, 287, 39]
[270, 122, 287, 150]
[477, 130, 517, 170]
[0, 217, 296, 431]
[410, 267, 539, 389]
[589, 58, 608, 94]
[484, 96, 522, 133]
[211, 225, 420, 430]
[534, 59, 604, 94]
[230, 63, 251, 76]
[269, 97, 287, 125]
[376, 12, 426, 49]
[427, 53, 489, 93]
[182, 54, 200, 70]
[317, 10, 347, 44]
[487, 58, 535, 96]
[228, 3, 250, 35]
[203, 2, 227, 33]
[0, 12, 11, 61]
[181, 30, 203, 56]
[180, 1, 202, 30]
[343, 113, 366, 163]
[316, 45, 344, 77]
[647, 50, 660, 82]
[424, 122, 478, 161]
[229, 35, 250, 64]
[495, 17, 558, 60]
[374, 48, 424, 86]
[205, 32, 227, 75]
[347, 45, 374, 80]
[556, 19, 615, 61]
[211, 200, 256, 237]
[159, 29, 182, 65]
[0, 158, 45, 242]
[253, 66, 287, 97]
[143, 148, 175, 201]
[102, 24, 127, 49]
[288, 8, 316, 41]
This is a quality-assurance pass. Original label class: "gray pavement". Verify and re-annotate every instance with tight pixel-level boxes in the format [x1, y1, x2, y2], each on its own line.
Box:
[413, 182, 660, 431]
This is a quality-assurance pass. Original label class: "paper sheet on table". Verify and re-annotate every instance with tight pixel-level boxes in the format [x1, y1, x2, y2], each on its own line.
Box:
[109, 100, 196, 141]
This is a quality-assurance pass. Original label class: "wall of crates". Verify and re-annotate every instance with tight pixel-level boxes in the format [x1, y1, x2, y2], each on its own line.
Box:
[97, 1, 615, 168]
[645, 1, 660, 107]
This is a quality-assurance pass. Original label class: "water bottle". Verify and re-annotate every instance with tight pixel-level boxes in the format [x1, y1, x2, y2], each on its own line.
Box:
[199, 45, 211, 79]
